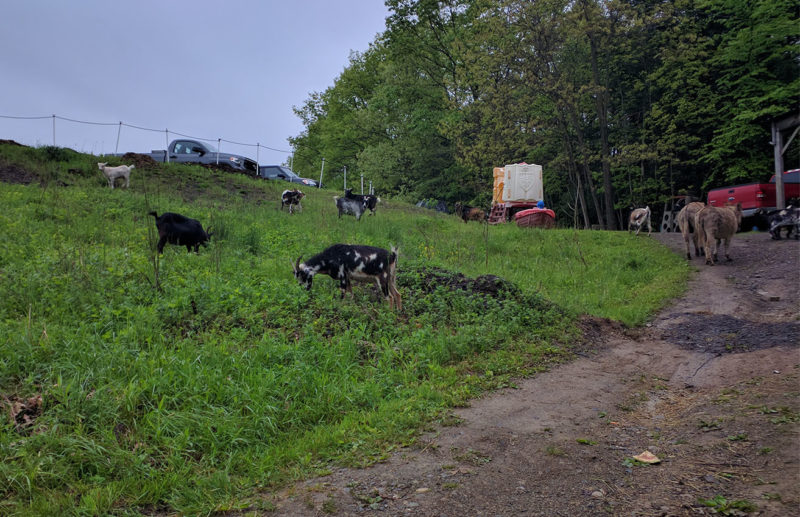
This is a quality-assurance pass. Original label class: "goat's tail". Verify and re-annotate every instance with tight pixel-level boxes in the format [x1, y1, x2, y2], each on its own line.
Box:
[148, 211, 158, 218]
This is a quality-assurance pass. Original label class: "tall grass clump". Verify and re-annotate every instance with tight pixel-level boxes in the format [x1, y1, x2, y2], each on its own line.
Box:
[0, 143, 688, 515]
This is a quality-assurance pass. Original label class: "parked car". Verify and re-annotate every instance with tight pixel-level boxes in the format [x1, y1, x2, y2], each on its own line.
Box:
[258, 165, 319, 187]
[109, 139, 258, 173]
[707, 169, 800, 217]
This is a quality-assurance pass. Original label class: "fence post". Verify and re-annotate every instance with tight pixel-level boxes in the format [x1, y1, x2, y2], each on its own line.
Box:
[165, 130, 170, 163]
[216, 138, 221, 165]
[52, 114, 56, 146]
[256, 143, 260, 175]
[343, 165, 347, 190]
[360, 175, 364, 194]
[115, 122, 122, 154]
[319, 157, 325, 189]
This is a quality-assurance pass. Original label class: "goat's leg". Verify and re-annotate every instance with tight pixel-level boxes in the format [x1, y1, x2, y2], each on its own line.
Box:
[157, 236, 167, 254]
[723, 238, 732, 261]
[683, 234, 692, 260]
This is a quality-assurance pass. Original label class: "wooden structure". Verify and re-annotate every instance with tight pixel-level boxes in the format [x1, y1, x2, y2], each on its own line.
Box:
[489, 163, 548, 225]
[772, 112, 800, 210]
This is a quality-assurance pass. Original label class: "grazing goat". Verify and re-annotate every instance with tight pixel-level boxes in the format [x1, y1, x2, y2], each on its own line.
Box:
[281, 189, 305, 214]
[98, 162, 134, 189]
[767, 206, 799, 240]
[149, 211, 213, 253]
[454, 202, 486, 223]
[334, 195, 368, 221]
[676, 202, 706, 259]
[344, 188, 381, 216]
[695, 203, 742, 265]
[628, 206, 652, 236]
[292, 244, 401, 310]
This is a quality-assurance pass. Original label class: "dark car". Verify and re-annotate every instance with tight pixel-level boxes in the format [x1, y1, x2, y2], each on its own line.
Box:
[258, 165, 319, 187]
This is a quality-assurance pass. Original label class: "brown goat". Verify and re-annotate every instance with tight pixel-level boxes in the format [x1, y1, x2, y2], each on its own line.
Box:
[695, 203, 742, 265]
[676, 201, 705, 260]
[454, 202, 486, 223]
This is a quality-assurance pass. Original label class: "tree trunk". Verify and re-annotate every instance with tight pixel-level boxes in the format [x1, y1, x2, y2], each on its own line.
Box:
[558, 115, 590, 228]
[568, 108, 605, 228]
[588, 35, 616, 230]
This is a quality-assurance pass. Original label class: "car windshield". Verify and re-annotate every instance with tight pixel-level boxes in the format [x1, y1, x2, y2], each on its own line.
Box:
[771, 170, 799, 183]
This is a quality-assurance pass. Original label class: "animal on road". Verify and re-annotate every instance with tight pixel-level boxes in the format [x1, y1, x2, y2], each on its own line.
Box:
[695, 204, 743, 265]
[676, 202, 706, 259]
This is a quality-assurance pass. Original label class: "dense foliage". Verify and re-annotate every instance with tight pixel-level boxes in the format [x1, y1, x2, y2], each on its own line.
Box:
[288, 0, 799, 229]
[0, 143, 687, 514]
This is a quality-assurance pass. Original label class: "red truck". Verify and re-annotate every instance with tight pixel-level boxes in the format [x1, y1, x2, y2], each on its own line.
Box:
[707, 169, 800, 217]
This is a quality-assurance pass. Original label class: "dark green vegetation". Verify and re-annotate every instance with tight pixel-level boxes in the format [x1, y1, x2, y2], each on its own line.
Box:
[289, 0, 799, 229]
[0, 143, 687, 514]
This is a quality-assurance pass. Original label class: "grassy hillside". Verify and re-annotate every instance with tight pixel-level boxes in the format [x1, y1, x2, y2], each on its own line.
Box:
[0, 143, 688, 515]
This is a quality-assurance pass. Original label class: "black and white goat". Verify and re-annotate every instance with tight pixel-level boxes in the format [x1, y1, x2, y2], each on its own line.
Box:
[292, 244, 402, 310]
[281, 189, 305, 214]
[344, 188, 381, 216]
[767, 205, 799, 240]
[334, 195, 368, 221]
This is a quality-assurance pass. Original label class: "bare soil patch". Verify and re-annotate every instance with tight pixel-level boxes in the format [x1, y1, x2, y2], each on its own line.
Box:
[0, 162, 38, 185]
[269, 232, 800, 516]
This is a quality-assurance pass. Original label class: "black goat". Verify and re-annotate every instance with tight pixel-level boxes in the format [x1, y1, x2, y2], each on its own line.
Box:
[148, 211, 212, 253]
[292, 244, 401, 309]
[454, 202, 486, 223]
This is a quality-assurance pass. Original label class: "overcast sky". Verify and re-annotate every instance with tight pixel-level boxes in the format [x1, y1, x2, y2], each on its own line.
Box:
[0, 1, 389, 166]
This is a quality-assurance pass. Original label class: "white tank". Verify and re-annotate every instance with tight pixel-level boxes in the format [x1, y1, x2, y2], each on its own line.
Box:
[502, 163, 543, 203]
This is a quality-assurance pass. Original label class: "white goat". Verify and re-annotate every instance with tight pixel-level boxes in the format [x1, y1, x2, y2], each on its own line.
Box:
[97, 162, 134, 189]
[628, 206, 651, 236]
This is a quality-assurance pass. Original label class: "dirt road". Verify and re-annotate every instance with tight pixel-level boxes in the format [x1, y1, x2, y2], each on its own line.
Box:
[272, 232, 800, 516]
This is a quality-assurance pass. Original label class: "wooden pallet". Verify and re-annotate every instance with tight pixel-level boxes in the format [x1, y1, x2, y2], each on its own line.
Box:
[488, 204, 508, 224]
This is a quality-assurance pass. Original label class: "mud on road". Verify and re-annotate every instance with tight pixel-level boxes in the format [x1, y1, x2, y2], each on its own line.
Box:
[271, 232, 799, 517]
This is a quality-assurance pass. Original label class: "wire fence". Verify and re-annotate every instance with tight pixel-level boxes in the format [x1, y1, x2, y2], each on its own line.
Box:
[0, 113, 293, 167]
[0, 113, 382, 193]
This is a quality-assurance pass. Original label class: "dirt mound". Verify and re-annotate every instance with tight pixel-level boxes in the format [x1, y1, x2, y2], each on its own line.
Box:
[398, 266, 520, 298]
[120, 152, 159, 169]
[198, 162, 244, 174]
[0, 163, 37, 184]
[0, 139, 26, 147]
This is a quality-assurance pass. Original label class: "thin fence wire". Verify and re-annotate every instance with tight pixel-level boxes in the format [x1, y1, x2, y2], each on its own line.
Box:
[0, 113, 293, 155]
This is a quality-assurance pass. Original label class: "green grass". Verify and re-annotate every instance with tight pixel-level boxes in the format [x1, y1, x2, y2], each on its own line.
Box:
[0, 143, 688, 515]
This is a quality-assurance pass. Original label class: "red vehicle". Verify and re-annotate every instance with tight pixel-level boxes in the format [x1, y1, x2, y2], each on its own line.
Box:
[707, 169, 800, 217]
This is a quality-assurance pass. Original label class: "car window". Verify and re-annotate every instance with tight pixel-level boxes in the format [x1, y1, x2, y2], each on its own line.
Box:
[771, 170, 799, 183]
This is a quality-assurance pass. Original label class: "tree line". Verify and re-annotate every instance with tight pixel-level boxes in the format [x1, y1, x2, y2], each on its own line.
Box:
[288, 0, 799, 229]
